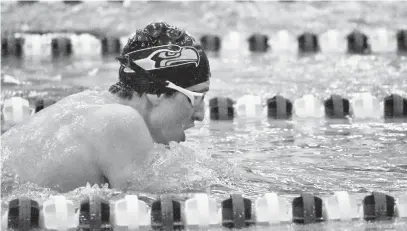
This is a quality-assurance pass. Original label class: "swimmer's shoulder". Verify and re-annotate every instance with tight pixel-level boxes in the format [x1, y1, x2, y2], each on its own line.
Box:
[56, 89, 104, 104]
[88, 103, 150, 135]
[52, 90, 116, 109]
[86, 103, 154, 156]
[92, 103, 142, 121]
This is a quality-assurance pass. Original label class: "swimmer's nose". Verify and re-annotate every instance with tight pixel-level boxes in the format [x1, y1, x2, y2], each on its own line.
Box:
[192, 101, 205, 121]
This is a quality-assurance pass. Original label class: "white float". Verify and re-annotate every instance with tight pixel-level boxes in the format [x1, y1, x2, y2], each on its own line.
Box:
[42, 196, 77, 230]
[294, 94, 324, 118]
[351, 92, 381, 119]
[2, 97, 32, 126]
[112, 195, 151, 230]
[324, 191, 360, 221]
[185, 193, 220, 228]
[255, 192, 292, 225]
[236, 94, 264, 118]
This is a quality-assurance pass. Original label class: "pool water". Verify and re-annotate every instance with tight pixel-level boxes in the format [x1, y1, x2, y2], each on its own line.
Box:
[2, 50, 407, 231]
[1, 1, 407, 230]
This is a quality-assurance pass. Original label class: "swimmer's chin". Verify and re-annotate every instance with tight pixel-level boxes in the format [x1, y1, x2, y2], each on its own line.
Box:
[155, 132, 186, 145]
[180, 132, 186, 142]
[174, 132, 186, 143]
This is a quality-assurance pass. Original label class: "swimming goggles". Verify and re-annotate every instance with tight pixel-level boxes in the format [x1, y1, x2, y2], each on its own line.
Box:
[165, 80, 205, 107]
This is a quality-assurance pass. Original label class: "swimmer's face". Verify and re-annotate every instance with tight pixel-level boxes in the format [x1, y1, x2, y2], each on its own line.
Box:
[148, 81, 210, 144]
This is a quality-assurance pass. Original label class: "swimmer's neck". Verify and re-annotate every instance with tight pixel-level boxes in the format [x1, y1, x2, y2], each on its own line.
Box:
[108, 91, 167, 145]
[114, 92, 151, 121]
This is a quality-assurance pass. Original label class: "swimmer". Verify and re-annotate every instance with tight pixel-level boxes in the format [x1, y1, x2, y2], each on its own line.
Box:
[1, 22, 211, 193]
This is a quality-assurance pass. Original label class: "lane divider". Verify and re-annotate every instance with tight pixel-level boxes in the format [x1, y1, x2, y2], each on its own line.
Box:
[2, 29, 407, 57]
[2, 191, 406, 230]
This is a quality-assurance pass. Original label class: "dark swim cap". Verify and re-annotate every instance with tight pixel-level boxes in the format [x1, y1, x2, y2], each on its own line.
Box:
[116, 22, 211, 95]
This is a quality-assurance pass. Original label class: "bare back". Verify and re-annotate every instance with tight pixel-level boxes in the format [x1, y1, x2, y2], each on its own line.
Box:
[1, 90, 154, 192]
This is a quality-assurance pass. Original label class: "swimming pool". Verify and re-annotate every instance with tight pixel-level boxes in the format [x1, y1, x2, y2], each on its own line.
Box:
[2, 48, 407, 230]
[2, 1, 407, 230]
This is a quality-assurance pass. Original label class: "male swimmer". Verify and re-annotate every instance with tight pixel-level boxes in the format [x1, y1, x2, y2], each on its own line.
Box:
[1, 22, 211, 193]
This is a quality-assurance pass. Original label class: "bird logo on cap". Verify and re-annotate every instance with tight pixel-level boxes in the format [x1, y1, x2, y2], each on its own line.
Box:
[127, 44, 200, 71]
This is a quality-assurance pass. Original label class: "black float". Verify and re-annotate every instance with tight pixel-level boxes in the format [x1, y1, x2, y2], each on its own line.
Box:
[51, 37, 73, 58]
[292, 193, 324, 224]
[150, 196, 183, 230]
[221, 194, 254, 228]
[397, 29, 407, 54]
[63, 1, 83, 4]
[209, 97, 235, 120]
[200, 35, 221, 52]
[298, 32, 320, 53]
[267, 95, 293, 119]
[248, 33, 270, 52]
[324, 94, 351, 119]
[363, 192, 396, 221]
[383, 94, 407, 119]
[6, 197, 40, 230]
[347, 30, 371, 54]
[35, 98, 57, 113]
[101, 37, 121, 56]
[1, 35, 24, 58]
[78, 196, 111, 230]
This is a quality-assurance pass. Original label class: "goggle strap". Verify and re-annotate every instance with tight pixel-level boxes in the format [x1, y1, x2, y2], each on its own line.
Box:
[165, 81, 204, 97]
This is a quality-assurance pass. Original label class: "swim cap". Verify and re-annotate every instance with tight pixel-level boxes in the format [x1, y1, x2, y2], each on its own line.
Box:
[116, 22, 211, 95]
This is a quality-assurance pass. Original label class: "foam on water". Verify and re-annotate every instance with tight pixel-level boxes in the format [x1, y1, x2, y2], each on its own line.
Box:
[126, 142, 244, 194]
[1, 141, 244, 206]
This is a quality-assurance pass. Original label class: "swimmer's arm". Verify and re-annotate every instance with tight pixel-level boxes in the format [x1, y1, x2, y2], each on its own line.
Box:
[90, 105, 154, 191]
